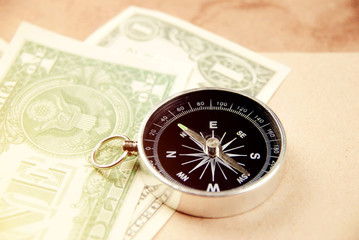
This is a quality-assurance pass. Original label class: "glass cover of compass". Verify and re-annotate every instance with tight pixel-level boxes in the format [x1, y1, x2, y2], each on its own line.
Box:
[138, 88, 286, 196]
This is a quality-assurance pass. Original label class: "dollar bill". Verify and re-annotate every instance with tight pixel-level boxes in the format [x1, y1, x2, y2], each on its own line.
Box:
[87, 6, 290, 103]
[0, 22, 190, 240]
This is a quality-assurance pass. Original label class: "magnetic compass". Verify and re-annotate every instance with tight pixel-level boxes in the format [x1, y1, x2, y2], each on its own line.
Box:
[91, 88, 286, 218]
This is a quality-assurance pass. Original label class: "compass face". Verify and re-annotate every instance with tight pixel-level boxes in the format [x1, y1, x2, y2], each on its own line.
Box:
[139, 88, 285, 195]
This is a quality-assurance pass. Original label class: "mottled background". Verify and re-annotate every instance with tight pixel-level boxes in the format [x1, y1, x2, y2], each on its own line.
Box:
[1, 0, 359, 51]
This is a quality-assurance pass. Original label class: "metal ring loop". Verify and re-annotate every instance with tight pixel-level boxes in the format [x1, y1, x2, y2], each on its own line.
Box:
[91, 135, 130, 169]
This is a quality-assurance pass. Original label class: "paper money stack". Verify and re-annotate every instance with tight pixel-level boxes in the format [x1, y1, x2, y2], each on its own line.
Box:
[0, 6, 289, 240]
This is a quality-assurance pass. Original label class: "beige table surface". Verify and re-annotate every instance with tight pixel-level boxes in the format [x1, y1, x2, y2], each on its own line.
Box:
[1, 1, 359, 239]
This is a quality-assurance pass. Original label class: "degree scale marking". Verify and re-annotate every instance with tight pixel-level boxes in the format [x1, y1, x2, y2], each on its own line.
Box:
[168, 110, 176, 117]
[153, 123, 162, 128]
[188, 102, 193, 110]
[149, 99, 276, 141]
[149, 100, 276, 145]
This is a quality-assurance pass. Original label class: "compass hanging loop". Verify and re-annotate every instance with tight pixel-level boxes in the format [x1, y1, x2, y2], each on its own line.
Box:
[91, 135, 138, 169]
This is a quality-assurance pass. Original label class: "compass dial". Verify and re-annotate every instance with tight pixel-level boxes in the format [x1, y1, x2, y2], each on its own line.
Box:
[139, 88, 285, 195]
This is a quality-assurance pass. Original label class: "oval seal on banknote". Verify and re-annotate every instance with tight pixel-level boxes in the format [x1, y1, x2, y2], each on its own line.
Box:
[123, 16, 159, 41]
[18, 82, 130, 156]
[197, 52, 258, 95]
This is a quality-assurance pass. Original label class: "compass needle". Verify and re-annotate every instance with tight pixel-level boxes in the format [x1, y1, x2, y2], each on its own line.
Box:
[219, 151, 250, 176]
[178, 123, 206, 147]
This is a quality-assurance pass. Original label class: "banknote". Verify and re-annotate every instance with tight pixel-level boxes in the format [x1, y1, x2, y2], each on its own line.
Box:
[0, 22, 190, 240]
[87, 6, 290, 103]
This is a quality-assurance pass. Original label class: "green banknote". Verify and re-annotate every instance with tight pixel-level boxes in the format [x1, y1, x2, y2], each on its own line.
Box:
[0, 22, 189, 240]
[87, 6, 290, 103]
